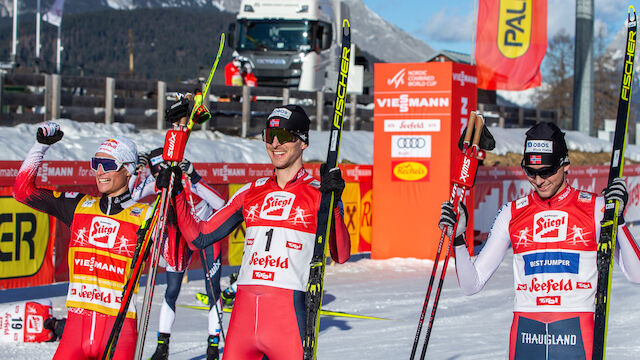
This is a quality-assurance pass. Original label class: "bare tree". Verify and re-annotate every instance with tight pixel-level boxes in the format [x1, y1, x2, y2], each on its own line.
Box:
[533, 30, 574, 128]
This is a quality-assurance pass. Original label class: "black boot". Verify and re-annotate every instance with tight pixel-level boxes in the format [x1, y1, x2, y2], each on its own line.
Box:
[149, 333, 170, 360]
[206, 334, 219, 360]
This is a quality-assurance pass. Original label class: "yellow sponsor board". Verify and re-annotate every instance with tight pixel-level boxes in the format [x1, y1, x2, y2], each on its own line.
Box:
[341, 183, 361, 254]
[497, 0, 532, 59]
[392, 161, 429, 181]
[0, 197, 50, 279]
[227, 184, 246, 266]
[360, 189, 372, 246]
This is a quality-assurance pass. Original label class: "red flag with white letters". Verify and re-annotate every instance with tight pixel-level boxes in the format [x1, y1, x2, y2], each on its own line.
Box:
[475, 0, 547, 90]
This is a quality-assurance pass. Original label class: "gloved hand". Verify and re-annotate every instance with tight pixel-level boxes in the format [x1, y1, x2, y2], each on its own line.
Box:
[36, 122, 64, 145]
[603, 177, 628, 222]
[319, 163, 345, 200]
[438, 201, 468, 245]
[156, 165, 183, 195]
[165, 94, 190, 124]
[178, 159, 202, 184]
[135, 151, 150, 174]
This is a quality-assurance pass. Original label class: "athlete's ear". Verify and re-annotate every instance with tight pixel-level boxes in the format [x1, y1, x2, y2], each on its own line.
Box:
[300, 141, 308, 150]
[563, 164, 571, 174]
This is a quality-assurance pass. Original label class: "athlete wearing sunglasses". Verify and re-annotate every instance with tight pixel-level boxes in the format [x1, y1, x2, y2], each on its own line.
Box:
[160, 104, 351, 360]
[439, 121, 640, 360]
[13, 123, 152, 359]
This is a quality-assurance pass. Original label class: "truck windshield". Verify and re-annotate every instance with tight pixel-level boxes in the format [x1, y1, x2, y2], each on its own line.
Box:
[237, 20, 313, 52]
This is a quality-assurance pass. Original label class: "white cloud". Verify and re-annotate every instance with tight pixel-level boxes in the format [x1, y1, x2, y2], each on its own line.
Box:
[417, 7, 475, 43]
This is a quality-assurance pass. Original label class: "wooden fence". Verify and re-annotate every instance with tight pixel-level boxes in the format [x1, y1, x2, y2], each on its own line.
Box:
[0, 73, 374, 136]
[0, 72, 557, 134]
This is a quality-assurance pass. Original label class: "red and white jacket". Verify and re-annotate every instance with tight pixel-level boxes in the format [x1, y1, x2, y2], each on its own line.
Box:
[131, 174, 225, 271]
[175, 168, 351, 292]
[455, 184, 640, 313]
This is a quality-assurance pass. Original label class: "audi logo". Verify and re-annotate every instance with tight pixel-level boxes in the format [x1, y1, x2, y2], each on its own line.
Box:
[396, 137, 426, 148]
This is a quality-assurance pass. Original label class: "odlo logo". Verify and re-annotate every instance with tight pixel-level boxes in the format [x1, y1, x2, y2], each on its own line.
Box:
[533, 211, 568, 243]
[88, 217, 120, 248]
[260, 191, 296, 220]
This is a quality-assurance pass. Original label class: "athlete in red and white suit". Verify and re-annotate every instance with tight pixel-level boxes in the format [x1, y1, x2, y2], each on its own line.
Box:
[13, 123, 151, 360]
[162, 104, 351, 360]
[442, 122, 640, 360]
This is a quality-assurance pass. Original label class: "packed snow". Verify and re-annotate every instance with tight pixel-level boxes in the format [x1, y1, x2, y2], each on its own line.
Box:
[2, 119, 640, 359]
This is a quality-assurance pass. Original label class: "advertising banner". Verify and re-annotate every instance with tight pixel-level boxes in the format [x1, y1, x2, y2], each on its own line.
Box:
[475, 0, 547, 90]
[373, 62, 477, 260]
[473, 165, 640, 242]
[0, 188, 55, 289]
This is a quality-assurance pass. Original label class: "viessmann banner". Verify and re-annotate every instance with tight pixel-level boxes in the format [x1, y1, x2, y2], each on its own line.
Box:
[373, 62, 477, 260]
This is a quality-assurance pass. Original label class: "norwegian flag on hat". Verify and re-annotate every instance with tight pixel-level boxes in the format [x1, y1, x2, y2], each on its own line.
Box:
[269, 118, 280, 128]
[530, 155, 542, 164]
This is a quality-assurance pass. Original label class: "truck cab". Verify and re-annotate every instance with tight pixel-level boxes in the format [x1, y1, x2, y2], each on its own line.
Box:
[230, 0, 340, 91]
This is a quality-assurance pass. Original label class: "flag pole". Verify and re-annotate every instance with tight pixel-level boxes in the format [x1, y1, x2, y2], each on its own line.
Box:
[11, 0, 18, 68]
[36, 0, 41, 73]
[56, 23, 62, 74]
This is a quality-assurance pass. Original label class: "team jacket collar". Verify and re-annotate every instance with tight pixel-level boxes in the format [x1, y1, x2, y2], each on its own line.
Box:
[99, 190, 135, 215]
[531, 183, 574, 208]
[270, 167, 310, 189]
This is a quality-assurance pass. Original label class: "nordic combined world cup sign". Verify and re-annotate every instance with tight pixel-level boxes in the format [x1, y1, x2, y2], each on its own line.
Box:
[372, 62, 477, 260]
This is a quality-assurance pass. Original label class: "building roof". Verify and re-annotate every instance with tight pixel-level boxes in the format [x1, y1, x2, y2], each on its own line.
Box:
[424, 50, 472, 64]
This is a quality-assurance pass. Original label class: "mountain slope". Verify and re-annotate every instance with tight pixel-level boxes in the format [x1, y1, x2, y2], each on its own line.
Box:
[0, 0, 434, 64]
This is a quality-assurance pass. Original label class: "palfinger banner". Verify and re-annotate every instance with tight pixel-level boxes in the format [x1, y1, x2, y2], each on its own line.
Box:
[475, 0, 547, 90]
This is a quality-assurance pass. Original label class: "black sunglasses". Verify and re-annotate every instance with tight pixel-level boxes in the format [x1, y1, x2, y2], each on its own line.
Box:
[262, 128, 300, 144]
[521, 161, 563, 179]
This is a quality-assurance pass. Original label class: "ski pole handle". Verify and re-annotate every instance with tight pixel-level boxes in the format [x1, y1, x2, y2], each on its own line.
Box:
[471, 112, 484, 148]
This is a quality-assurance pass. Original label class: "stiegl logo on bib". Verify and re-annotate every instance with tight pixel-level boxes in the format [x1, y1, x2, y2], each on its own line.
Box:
[260, 191, 296, 220]
[533, 211, 568, 243]
[88, 217, 120, 248]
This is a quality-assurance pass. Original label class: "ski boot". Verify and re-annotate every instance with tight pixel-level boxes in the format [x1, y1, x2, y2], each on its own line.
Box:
[149, 332, 170, 360]
[221, 272, 238, 307]
[206, 334, 220, 360]
[196, 292, 210, 306]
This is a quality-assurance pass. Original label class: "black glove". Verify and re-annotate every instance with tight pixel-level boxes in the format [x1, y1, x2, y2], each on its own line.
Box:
[156, 165, 183, 195]
[603, 177, 628, 222]
[319, 163, 345, 200]
[165, 94, 190, 124]
[36, 122, 64, 145]
[179, 159, 202, 184]
[135, 151, 150, 174]
[439, 201, 468, 246]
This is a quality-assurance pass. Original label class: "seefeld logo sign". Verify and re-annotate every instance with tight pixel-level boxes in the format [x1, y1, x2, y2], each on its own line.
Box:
[88, 217, 120, 248]
[392, 161, 429, 181]
[533, 211, 568, 243]
[260, 191, 296, 220]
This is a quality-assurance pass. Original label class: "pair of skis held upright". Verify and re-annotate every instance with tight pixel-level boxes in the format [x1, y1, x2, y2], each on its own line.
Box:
[101, 34, 225, 360]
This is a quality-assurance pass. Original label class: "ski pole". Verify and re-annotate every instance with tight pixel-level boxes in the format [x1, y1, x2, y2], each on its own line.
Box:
[409, 111, 480, 359]
[418, 113, 485, 360]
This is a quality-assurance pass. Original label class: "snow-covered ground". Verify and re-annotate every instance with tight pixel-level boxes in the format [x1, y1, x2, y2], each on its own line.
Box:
[1, 252, 640, 360]
[2, 119, 640, 163]
[2, 119, 640, 359]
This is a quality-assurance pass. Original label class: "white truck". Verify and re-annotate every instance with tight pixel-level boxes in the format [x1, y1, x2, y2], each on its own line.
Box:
[229, 0, 348, 91]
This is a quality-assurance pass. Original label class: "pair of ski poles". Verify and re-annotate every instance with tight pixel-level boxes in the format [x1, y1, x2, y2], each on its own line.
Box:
[410, 112, 487, 360]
